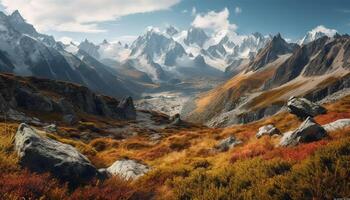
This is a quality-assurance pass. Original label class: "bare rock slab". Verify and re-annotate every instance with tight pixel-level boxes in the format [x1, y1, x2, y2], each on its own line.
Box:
[322, 119, 350, 132]
[279, 117, 327, 147]
[256, 124, 281, 138]
[15, 123, 99, 186]
[106, 159, 150, 180]
[287, 96, 326, 119]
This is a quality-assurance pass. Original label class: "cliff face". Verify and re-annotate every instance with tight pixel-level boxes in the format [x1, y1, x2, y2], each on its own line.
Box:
[0, 73, 136, 120]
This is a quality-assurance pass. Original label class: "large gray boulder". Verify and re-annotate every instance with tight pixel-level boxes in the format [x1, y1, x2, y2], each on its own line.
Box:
[287, 96, 326, 119]
[106, 159, 150, 180]
[322, 119, 350, 132]
[15, 123, 99, 186]
[256, 124, 281, 138]
[279, 117, 327, 146]
[215, 136, 242, 152]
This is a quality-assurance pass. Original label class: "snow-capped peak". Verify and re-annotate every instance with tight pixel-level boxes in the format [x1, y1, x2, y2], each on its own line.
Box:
[299, 25, 337, 45]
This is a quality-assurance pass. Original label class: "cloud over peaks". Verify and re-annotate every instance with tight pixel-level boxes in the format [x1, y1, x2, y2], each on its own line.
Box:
[1, 0, 181, 33]
[191, 8, 237, 33]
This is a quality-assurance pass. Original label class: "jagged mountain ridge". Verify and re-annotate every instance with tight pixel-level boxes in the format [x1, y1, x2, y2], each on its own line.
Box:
[0, 10, 135, 98]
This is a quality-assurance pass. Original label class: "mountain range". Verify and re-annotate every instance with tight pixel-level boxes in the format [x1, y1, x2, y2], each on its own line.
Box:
[0, 10, 346, 122]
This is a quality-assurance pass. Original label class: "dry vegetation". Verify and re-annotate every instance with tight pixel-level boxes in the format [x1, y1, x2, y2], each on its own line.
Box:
[1, 95, 350, 199]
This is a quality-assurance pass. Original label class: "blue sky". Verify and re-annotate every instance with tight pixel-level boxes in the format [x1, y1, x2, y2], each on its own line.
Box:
[1, 0, 350, 44]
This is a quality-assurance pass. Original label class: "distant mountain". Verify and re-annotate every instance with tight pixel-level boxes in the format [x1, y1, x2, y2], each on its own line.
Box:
[299, 25, 337, 45]
[78, 39, 100, 59]
[0, 11, 134, 98]
[128, 28, 223, 81]
[202, 32, 271, 71]
[248, 33, 298, 71]
[184, 27, 209, 47]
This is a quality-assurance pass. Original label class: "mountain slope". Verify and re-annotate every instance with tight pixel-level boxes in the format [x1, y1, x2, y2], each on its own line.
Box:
[183, 35, 350, 127]
[248, 33, 298, 71]
[0, 11, 134, 98]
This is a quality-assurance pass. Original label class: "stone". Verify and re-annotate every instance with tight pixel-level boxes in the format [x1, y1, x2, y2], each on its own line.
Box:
[149, 133, 162, 141]
[287, 96, 326, 119]
[169, 113, 182, 125]
[15, 123, 99, 186]
[118, 96, 136, 120]
[322, 119, 350, 132]
[256, 124, 281, 138]
[43, 124, 57, 133]
[215, 136, 242, 152]
[279, 117, 327, 147]
[106, 159, 150, 180]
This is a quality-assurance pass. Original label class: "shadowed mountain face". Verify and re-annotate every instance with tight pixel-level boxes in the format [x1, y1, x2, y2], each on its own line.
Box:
[0, 73, 137, 120]
[248, 34, 298, 71]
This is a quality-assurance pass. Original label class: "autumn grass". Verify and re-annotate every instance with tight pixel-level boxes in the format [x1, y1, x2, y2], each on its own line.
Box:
[1, 95, 350, 199]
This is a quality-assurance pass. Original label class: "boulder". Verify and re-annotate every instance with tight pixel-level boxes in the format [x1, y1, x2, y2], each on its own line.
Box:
[15, 123, 99, 186]
[117, 96, 136, 120]
[43, 124, 57, 133]
[169, 113, 182, 125]
[215, 136, 242, 152]
[322, 119, 350, 132]
[149, 133, 162, 141]
[287, 96, 326, 119]
[256, 124, 281, 138]
[106, 159, 150, 180]
[279, 117, 327, 146]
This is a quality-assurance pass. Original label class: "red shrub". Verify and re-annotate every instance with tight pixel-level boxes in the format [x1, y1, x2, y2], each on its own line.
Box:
[315, 112, 350, 125]
[230, 139, 274, 163]
[0, 170, 67, 200]
[264, 140, 328, 161]
[69, 177, 148, 200]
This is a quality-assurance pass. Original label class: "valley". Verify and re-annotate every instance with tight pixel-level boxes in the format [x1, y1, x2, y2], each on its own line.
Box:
[0, 5, 349, 200]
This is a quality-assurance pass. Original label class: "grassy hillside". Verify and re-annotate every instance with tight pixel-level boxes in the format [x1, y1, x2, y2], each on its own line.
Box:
[1, 95, 350, 199]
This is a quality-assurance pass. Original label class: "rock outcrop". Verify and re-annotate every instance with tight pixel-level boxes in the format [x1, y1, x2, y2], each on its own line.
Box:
[256, 124, 281, 138]
[279, 117, 327, 146]
[322, 119, 350, 132]
[287, 97, 326, 119]
[0, 73, 137, 122]
[169, 113, 182, 125]
[215, 136, 242, 152]
[15, 123, 99, 186]
[43, 124, 57, 133]
[106, 159, 150, 180]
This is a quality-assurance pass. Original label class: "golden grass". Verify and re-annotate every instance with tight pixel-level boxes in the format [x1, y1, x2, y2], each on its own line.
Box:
[1, 93, 350, 199]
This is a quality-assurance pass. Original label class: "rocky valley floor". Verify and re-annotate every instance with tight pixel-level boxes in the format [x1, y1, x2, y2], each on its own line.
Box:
[1, 91, 350, 199]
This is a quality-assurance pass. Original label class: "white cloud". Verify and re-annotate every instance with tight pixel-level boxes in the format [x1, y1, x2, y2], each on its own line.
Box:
[182, 9, 188, 13]
[191, 7, 197, 16]
[234, 7, 242, 15]
[192, 8, 237, 33]
[1, 0, 181, 33]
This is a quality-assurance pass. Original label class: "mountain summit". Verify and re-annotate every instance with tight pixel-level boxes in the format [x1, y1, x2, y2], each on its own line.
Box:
[248, 33, 297, 71]
[299, 25, 337, 45]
